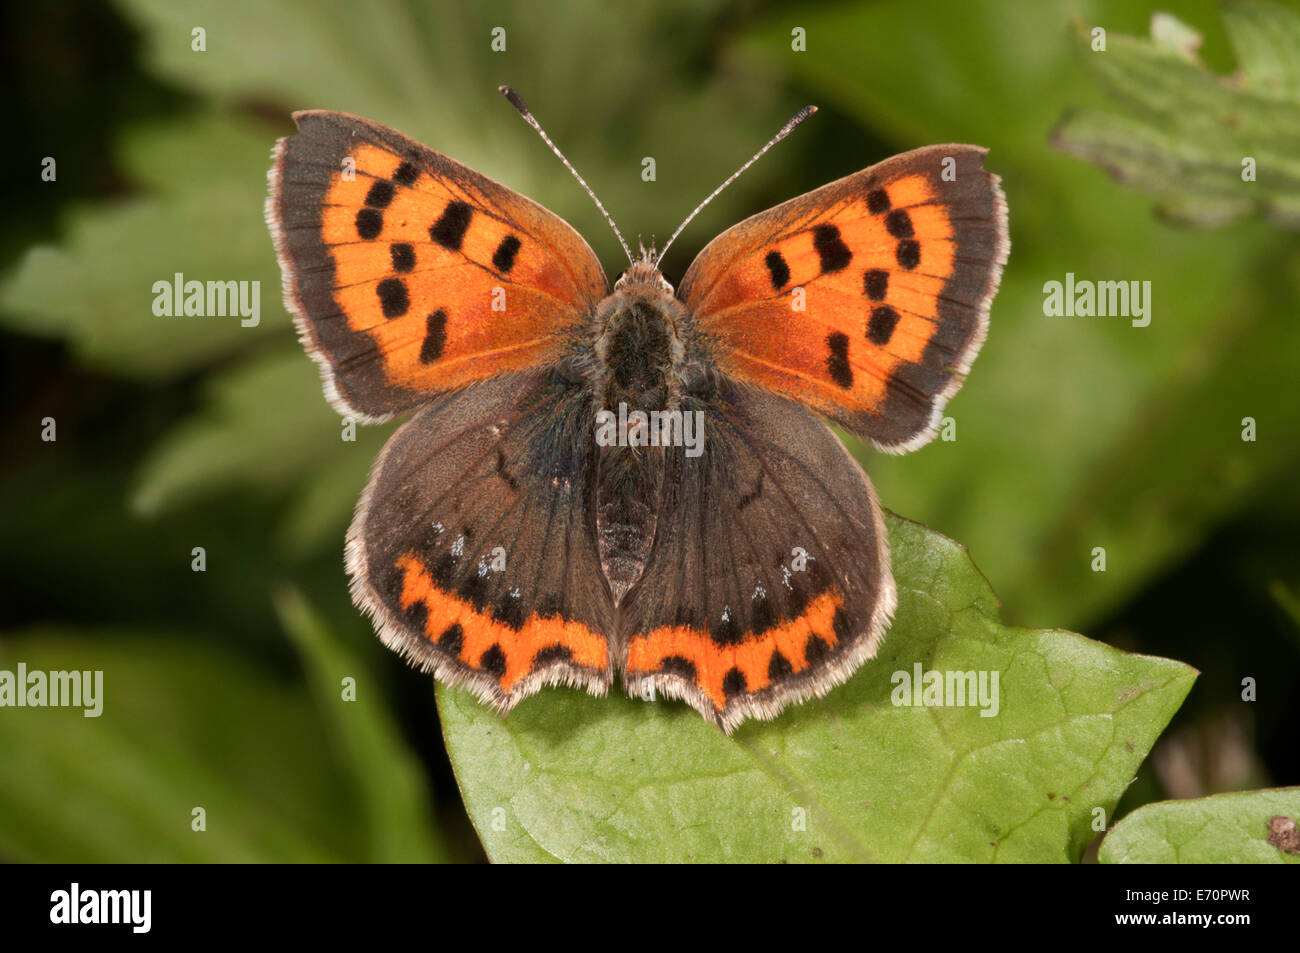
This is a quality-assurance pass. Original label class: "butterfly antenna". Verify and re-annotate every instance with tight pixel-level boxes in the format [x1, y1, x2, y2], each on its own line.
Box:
[656, 105, 817, 265]
[500, 86, 634, 265]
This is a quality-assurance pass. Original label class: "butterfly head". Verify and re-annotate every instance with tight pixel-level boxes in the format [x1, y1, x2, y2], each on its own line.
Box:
[614, 239, 673, 295]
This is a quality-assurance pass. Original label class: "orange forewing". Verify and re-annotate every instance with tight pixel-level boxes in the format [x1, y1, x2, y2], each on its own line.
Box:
[679, 145, 1007, 452]
[268, 111, 608, 421]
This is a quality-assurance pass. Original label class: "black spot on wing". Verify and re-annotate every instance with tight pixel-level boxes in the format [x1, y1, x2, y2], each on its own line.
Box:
[480, 644, 507, 679]
[768, 650, 793, 681]
[896, 239, 921, 270]
[722, 667, 747, 698]
[826, 332, 853, 389]
[658, 655, 697, 679]
[863, 269, 888, 301]
[867, 305, 900, 346]
[493, 595, 526, 630]
[813, 224, 852, 273]
[390, 242, 415, 273]
[805, 634, 832, 665]
[437, 623, 464, 655]
[492, 234, 522, 273]
[403, 598, 428, 635]
[533, 644, 573, 666]
[355, 208, 383, 240]
[457, 572, 490, 612]
[430, 551, 458, 588]
[885, 209, 914, 238]
[764, 250, 790, 290]
[430, 200, 473, 251]
[377, 277, 409, 318]
[365, 180, 395, 209]
[391, 161, 420, 187]
[832, 606, 853, 644]
[420, 309, 447, 363]
[751, 593, 776, 635]
[712, 612, 743, 646]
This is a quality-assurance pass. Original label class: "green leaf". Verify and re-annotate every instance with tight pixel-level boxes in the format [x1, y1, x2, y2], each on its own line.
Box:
[0, 617, 450, 862]
[0, 630, 356, 861]
[274, 586, 450, 862]
[129, 346, 386, 521]
[1052, 3, 1300, 229]
[0, 111, 283, 377]
[1099, 787, 1300, 863]
[438, 514, 1195, 863]
[1224, 0, 1300, 98]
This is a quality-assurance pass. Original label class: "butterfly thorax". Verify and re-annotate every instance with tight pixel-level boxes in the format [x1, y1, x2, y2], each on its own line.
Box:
[594, 269, 686, 411]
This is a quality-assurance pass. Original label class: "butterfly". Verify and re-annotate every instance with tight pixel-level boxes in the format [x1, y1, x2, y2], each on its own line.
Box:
[265, 89, 1008, 732]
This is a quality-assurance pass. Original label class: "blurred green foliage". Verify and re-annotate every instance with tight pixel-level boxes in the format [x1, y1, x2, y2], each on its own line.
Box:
[1054, 2, 1300, 228]
[1, 0, 1297, 862]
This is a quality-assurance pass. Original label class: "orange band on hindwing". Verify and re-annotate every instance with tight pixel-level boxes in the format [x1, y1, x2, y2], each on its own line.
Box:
[626, 590, 846, 712]
[395, 553, 608, 694]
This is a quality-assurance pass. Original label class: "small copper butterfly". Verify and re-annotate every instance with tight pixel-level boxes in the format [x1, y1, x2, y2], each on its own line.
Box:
[265, 89, 1009, 731]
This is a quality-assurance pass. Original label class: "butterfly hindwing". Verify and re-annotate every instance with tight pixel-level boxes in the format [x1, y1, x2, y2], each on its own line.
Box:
[267, 110, 608, 421]
[348, 371, 616, 711]
[619, 381, 896, 731]
[678, 144, 1008, 452]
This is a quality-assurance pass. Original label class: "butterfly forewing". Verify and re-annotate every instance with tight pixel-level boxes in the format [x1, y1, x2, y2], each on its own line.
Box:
[267, 110, 608, 422]
[678, 144, 1008, 453]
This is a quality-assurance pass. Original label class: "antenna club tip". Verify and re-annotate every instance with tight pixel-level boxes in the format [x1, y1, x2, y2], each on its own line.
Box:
[500, 86, 529, 113]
